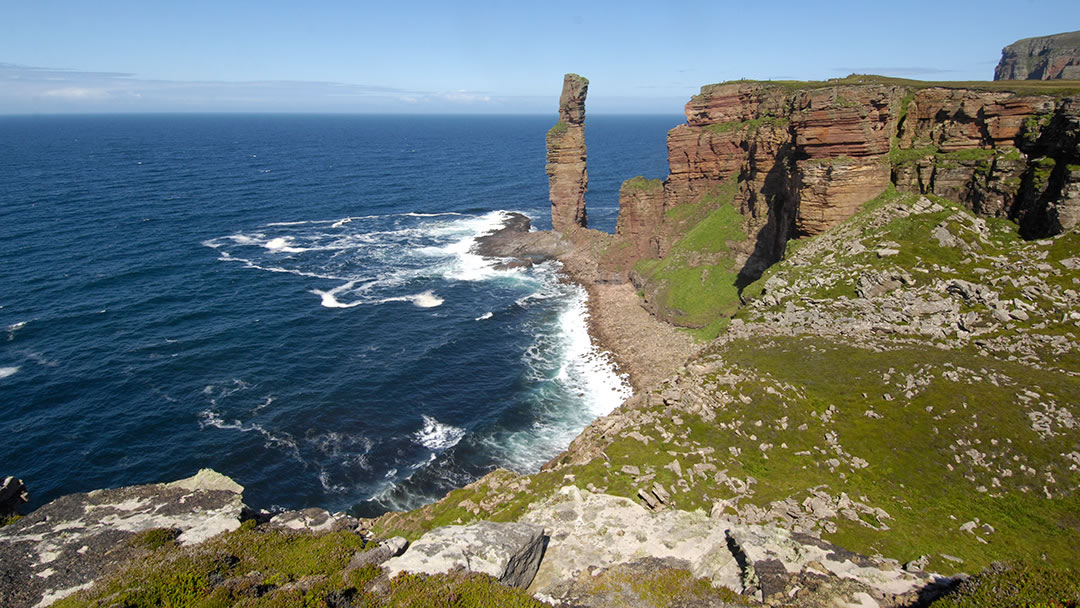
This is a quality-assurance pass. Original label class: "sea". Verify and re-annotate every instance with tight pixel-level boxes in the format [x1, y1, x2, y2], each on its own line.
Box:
[0, 114, 678, 516]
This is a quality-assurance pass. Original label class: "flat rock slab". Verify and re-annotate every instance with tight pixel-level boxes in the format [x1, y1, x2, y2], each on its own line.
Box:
[0, 469, 246, 608]
[382, 520, 545, 589]
[520, 486, 942, 605]
[520, 486, 742, 600]
[269, 507, 358, 533]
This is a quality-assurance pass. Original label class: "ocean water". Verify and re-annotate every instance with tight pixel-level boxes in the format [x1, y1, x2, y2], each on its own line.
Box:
[0, 114, 678, 516]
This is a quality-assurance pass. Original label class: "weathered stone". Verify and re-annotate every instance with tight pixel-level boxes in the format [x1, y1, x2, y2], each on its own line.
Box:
[382, 520, 545, 589]
[345, 536, 408, 572]
[0, 469, 245, 608]
[995, 30, 1080, 81]
[520, 487, 939, 605]
[0, 476, 28, 517]
[269, 507, 358, 533]
[547, 74, 589, 232]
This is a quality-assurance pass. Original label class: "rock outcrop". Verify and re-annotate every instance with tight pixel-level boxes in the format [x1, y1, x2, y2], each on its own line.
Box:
[520, 486, 954, 606]
[383, 520, 546, 589]
[0, 477, 28, 518]
[547, 74, 589, 232]
[610, 78, 1080, 330]
[0, 469, 246, 608]
[995, 30, 1080, 81]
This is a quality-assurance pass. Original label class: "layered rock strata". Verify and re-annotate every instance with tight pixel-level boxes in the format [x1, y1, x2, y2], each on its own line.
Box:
[616, 80, 1080, 295]
[546, 74, 589, 232]
[995, 30, 1080, 81]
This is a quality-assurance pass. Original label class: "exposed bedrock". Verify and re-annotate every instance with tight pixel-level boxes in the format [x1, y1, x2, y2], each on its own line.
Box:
[607, 79, 1079, 329]
[547, 74, 589, 232]
[995, 30, 1080, 81]
[0, 469, 247, 608]
[616, 82, 1080, 283]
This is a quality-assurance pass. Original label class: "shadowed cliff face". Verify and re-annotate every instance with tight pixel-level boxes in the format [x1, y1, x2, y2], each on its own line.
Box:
[547, 74, 589, 232]
[995, 30, 1080, 81]
[612, 79, 1080, 330]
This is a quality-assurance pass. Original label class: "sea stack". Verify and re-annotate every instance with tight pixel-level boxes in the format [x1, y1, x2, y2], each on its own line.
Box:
[546, 73, 589, 232]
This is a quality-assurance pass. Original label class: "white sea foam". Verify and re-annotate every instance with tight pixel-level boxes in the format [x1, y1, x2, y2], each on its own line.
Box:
[311, 281, 365, 308]
[7, 321, 27, 341]
[554, 286, 633, 417]
[264, 236, 307, 253]
[207, 209, 528, 315]
[198, 409, 302, 461]
[0, 366, 20, 380]
[373, 290, 444, 308]
[414, 415, 466, 451]
[476, 267, 633, 474]
[264, 220, 316, 227]
[476, 312, 493, 321]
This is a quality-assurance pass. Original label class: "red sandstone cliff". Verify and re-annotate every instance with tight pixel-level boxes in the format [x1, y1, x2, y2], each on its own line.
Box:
[617, 79, 1080, 286]
[607, 78, 1079, 329]
[547, 74, 589, 232]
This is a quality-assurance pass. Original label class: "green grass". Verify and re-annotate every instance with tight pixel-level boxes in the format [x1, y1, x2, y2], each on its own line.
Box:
[694, 74, 1080, 99]
[53, 524, 553, 608]
[632, 180, 747, 331]
[930, 561, 1080, 607]
[621, 176, 664, 193]
[547, 121, 568, 137]
[705, 114, 789, 135]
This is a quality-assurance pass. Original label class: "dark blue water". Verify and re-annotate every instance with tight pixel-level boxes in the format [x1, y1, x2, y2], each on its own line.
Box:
[0, 114, 678, 515]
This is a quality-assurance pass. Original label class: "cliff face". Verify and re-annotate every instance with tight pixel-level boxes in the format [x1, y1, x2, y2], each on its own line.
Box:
[995, 30, 1080, 81]
[615, 78, 1080, 330]
[547, 74, 590, 232]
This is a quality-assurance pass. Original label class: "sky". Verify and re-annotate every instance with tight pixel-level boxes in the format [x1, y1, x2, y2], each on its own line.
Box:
[1, 0, 1078, 114]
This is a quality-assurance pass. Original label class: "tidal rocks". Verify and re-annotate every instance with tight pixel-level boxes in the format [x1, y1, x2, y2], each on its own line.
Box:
[547, 74, 589, 232]
[0, 469, 246, 608]
[995, 30, 1080, 81]
[472, 211, 571, 267]
[0, 477, 28, 518]
[382, 520, 546, 589]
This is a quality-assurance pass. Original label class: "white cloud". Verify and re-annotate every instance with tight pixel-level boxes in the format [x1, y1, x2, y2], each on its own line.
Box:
[42, 87, 110, 100]
[438, 90, 492, 103]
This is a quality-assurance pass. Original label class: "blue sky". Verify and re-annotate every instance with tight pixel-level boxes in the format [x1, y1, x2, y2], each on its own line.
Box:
[2, 0, 1077, 114]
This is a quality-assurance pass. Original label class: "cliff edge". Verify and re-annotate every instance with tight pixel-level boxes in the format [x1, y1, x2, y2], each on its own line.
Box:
[995, 30, 1080, 81]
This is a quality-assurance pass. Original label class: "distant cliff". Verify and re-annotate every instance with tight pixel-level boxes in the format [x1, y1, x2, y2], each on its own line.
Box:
[995, 30, 1080, 80]
[608, 77, 1080, 332]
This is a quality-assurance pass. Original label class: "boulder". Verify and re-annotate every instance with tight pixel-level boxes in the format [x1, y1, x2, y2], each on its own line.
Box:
[382, 520, 546, 589]
[269, 507, 358, 533]
[519, 486, 947, 605]
[0, 476, 28, 517]
[346, 536, 409, 572]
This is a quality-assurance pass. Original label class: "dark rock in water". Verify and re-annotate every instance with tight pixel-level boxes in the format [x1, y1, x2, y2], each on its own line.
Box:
[472, 212, 571, 268]
[0, 469, 246, 608]
[0, 477, 28, 517]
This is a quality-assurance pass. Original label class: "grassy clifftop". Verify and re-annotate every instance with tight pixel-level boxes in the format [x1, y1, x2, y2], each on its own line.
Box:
[376, 187, 1080, 580]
